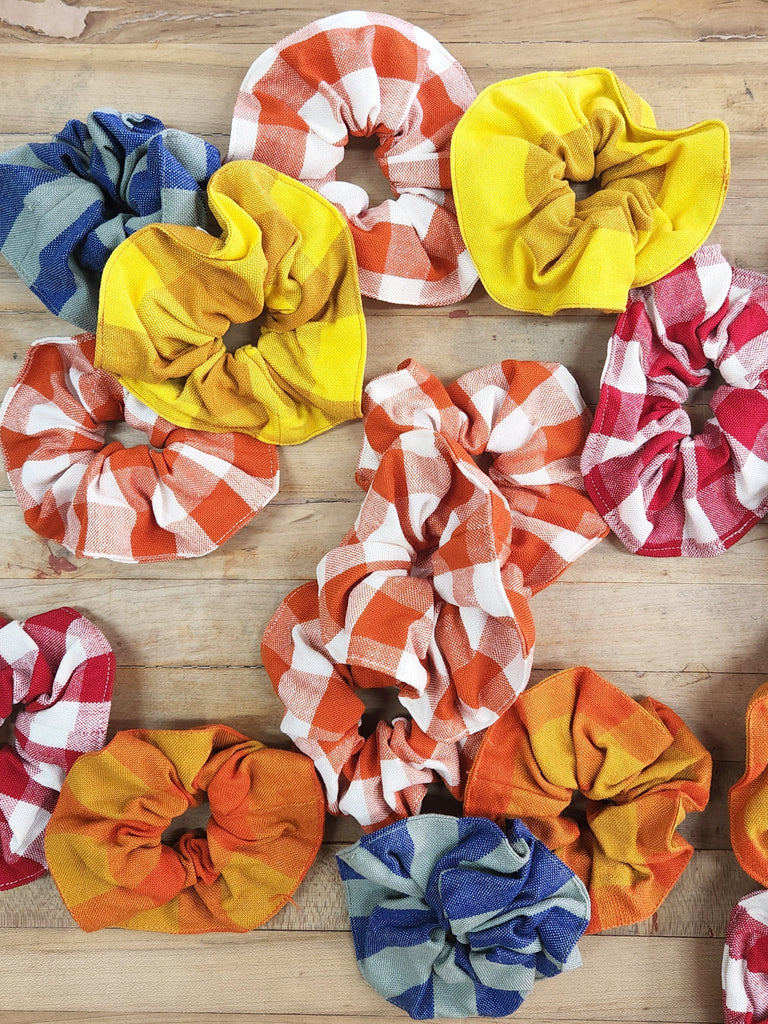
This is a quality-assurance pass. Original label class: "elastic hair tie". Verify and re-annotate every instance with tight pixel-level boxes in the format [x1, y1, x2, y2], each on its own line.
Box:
[337, 814, 590, 1019]
[0, 606, 114, 890]
[723, 890, 768, 1024]
[228, 11, 479, 306]
[463, 666, 712, 933]
[95, 160, 366, 445]
[0, 109, 220, 331]
[581, 244, 768, 557]
[0, 334, 279, 563]
[451, 67, 729, 314]
[45, 725, 325, 933]
[261, 360, 606, 830]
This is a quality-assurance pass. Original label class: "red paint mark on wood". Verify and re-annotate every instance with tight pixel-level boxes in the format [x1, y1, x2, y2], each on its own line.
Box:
[48, 554, 78, 575]
[448, 309, 469, 319]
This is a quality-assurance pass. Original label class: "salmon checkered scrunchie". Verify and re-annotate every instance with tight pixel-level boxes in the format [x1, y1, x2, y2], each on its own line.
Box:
[45, 725, 325, 933]
[0, 606, 114, 891]
[581, 245, 768, 557]
[464, 666, 712, 933]
[0, 109, 220, 332]
[0, 334, 279, 563]
[228, 11, 479, 306]
[261, 361, 607, 830]
[95, 160, 366, 445]
[723, 890, 768, 1024]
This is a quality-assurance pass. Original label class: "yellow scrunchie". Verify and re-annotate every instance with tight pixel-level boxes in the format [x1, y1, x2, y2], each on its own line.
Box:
[95, 160, 367, 445]
[451, 67, 730, 314]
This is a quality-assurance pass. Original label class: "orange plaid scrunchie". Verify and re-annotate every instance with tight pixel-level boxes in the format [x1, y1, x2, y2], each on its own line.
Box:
[262, 361, 607, 830]
[729, 681, 768, 885]
[464, 666, 712, 933]
[45, 725, 324, 933]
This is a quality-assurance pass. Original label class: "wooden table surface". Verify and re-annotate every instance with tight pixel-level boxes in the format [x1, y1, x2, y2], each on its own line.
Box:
[0, 1, 765, 1021]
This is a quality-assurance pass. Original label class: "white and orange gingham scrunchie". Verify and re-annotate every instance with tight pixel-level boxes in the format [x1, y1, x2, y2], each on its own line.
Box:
[228, 11, 478, 306]
[262, 360, 607, 830]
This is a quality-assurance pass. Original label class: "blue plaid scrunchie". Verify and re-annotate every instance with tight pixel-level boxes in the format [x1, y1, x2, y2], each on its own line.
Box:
[0, 109, 220, 331]
[336, 814, 591, 1019]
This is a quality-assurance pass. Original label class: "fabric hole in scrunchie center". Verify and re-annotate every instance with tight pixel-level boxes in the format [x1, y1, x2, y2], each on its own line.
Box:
[340, 135, 395, 209]
[161, 800, 210, 846]
[102, 419, 163, 453]
[571, 179, 601, 202]
[222, 314, 271, 355]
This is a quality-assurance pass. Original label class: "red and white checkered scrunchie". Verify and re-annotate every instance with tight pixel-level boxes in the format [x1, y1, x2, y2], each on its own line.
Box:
[0, 606, 114, 890]
[581, 245, 768, 557]
[0, 335, 279, 563]
[228, 11, 478, 306]
[723, 890, 768, 1024]
[262, 360, 607, 829]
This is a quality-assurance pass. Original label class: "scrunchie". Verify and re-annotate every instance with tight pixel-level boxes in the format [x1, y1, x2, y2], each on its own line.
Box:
[723, 890, 768, 1024]
[729, 681, 768, 885]
[0, 334, 279, 563]
[463, 666, 712, 933]
[228, 11, 478, 306]
[337, 814, 590, 1020]
[0, 109, 220, 331]
[45, 725, 325, 933]
[95, 159, 366, 445]
[261, 360, 607, 829]
[0, 606, 114, 890]
[581, 244, 768, 557]
[451, 67, 729, 314]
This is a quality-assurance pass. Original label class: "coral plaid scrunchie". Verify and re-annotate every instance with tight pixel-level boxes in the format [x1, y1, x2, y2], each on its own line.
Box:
[581, 245, 768, 557]
[228, 11, 479, 306]
[451, 67, 729, 314]
[723, 890, 768, 1024]
[45, 725, 325, 933]
[337, 814, 590, 1019]
[0, 334, 279, 563]
[95, 160, 366, 445]
[262, 361, 607, 830]
[463, 666, 712, 933]
[0, 109, 220, 331]
[0, 606, 114, 890]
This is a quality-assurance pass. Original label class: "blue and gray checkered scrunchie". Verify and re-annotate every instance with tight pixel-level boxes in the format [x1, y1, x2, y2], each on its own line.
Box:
[0, 109, 220, 331]
[336, 814, 591, 1019]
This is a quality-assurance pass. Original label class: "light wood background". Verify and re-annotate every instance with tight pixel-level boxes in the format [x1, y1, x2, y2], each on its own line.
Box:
[0, 1, 765, 1022]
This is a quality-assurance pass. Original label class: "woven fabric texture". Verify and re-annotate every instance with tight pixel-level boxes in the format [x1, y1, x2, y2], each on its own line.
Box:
[262, 360, 607, 830]
[0, 109, 220, 331]
[228, 10, 478, 306]
[723, 890, 768, 1024]
[0, 607, 114, 891]
[729, 681, 768, 886]
[45, 725, 325, 933]
[463, 666, 712, 933]
[95, 160, 366, 445]
[451, 67, 729, 314]
[581, 244, 768, 557]
[0, 334, 279, 563]
[337, 814, 590, 1019]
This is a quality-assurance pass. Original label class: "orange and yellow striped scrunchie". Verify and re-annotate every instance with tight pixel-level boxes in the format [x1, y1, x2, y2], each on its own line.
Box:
[463, 666, 712, 933]
[45, 725, 325, 933]
[95, 160, 366, 446]
[729, 682, 768, 885]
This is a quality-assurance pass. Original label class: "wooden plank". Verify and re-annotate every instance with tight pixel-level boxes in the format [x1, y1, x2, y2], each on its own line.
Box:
[0, 0, 763, 45]
[0, 930, 726, 1020]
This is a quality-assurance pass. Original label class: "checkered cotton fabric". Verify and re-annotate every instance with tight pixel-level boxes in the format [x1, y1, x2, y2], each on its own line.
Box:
[729, 681, 768, 887]
[337, 814, 590, 1019]
[228, 11, 479, 306]
[581, 244, 768, 557]
[45, 725, 324, 933]
[0, 606, 114, 891]
[0, 334, 279, 563]
[0, 109, 220, 332]
[723, 890, 768, 1024]
[261, 360, 607, 830]
[464, 666, 712, 933]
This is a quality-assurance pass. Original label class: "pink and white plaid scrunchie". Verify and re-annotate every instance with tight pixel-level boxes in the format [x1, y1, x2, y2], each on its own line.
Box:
[581, 245, 768, 557]
[0, 606, 114, 889]
[723, 890, 768, 1024]
[228, 11, 478, 306]
[262, 360, 606, 830]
